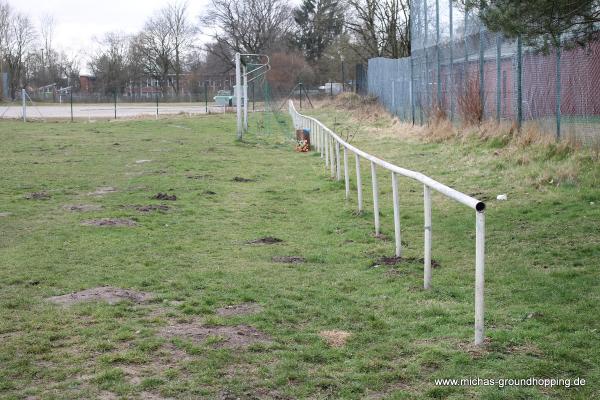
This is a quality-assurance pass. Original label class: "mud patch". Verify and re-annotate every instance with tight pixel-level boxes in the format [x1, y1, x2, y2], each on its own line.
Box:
[319, 330, 351, 348]
[160, 323, 271, 348]
[272, 256, 305, 264]
[152, 193, 177, 201]
[47, 286, 154, 305]
[203, 190, 217, 195]
[247, 237, 283, 245]
[25, 191, 51, 200]
[63, 204, 103, 212]
[89, 187, 116, 196]
[232, 177, 255, 183]
[135, 205, 170, 212]
[216, 303, 263, 317]
[187, 174, 213, 180]
[81, 218, 137, 227]
[374, 256, 440, 268]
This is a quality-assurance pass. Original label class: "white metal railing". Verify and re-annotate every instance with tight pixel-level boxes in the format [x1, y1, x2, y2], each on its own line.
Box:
[289, 100, 487, 345]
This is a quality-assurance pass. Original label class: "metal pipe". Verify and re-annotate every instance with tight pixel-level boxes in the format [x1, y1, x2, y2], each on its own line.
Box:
[336, 142, 341, 181]
[343, 147, 350, 199]
[355, 153, 363, 212]
[371, 161, 380, 236]
[243, 64, 248, 131]
[424, 185, 432, 289]
[324, 129, 329, 167]
[22, 89, 27, 122]
[329, 137, 335, 178]
[475, 211, 486, 345]
[392, 172, 402, 257]
[235, 52, 242, 139]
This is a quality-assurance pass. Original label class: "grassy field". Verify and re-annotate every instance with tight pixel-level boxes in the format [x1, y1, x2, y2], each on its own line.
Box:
[0, 108, 599, 399]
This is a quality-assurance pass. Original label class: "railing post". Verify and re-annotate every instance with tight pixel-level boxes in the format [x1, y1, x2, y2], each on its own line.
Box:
[392, 172, 402, 257]
[355, 154, 363, 212]
[475, 210, 486, 345]
[371, 162, 380, 236]
[343, 147, 350, 198]
[330, 137, 336, 178]
[424, 185, 432, 289]
[324, 130, 329, 167]
[335, 142, 341, 181]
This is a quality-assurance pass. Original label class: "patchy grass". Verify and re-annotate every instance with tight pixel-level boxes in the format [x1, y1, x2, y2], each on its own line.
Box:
[0, 107, 599, 399]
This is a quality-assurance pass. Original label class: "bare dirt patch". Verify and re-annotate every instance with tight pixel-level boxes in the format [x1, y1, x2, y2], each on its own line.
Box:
[135, 205, 170, 212]
[232, 177, 255, 183]
[0, 212, 11, 217]
[88, 187, 117, 196]
[152, 193, 177, 201]
[81, 218, 137, 227]
[25, 191, 51, 200]
[47, 286, 154, 305]
[159, 323, 271, 348]
[135, 159, 152, 164]
[216, 303, 263, 317]
[63, 204, 103, 212]
[319, 330, 352, 348]
[186, 174, 213, 180]
[247, 237, 283, 245]
[272, 256, 305, 264]
[374, 256, 441, 268]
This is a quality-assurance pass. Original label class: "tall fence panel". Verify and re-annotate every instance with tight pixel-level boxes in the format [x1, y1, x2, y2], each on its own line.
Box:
[368, 1, 600, 144]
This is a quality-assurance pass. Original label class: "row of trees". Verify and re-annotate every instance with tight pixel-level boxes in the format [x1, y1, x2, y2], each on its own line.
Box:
[3, 0, 595, 100]
[1, 0, 413, 99]
[0, 2, 79, 100]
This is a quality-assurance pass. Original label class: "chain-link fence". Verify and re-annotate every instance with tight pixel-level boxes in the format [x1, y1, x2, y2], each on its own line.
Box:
[368, 0, 600, 144]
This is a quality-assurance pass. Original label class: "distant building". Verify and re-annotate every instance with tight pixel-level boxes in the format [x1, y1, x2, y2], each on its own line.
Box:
[79, 74, 96, 94]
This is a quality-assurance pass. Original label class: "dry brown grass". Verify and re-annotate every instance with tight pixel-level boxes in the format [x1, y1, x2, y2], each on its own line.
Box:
[319, 330, 352, 348]
[457, 77, 483, 125]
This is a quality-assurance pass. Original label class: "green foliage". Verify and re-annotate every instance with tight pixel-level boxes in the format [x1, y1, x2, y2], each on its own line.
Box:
[464, 0, 600, 49]
[292, 0, 345, 62]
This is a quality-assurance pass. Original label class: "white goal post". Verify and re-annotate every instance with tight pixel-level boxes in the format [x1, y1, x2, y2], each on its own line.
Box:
[235, 53, 271, 139]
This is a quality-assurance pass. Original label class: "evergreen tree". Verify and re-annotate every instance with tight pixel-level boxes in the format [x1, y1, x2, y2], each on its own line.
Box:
[292, 0, 345, 62]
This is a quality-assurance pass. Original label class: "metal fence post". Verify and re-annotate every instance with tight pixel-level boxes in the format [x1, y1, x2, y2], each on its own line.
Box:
[156, 94, 159, 119]
[114, 91, 117, 120]
[556, 41, 562, 140]
[424, 185, 432, 289]
[343, 147, 350, 199]
[371, 162, 380, 236]
[330, 137, 335, 178]
[392, 172, 402, 257]
[410, 56, 415, 125]
[204, 81, 208, 113]
[355, 154, 363, 212]
[517, 35, 523, 131]
[324, 130, 329, 167]
[475, 210, 486, 345]
[479, 25, 485, 118]
[449, 0, 454, 122]
[70, 89, 73, 122]
[496, 33, 502, 123]
[436, 0, 441, 106]
[336, 142, 341, 181]
[22, 88, 26, 122]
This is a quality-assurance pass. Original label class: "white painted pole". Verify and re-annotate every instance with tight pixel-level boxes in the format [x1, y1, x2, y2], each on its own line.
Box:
[243, 64, 248, 131]
[335, 142, 341, 181]
[235, 53, 242, 140]
[475, 211, 486, 345]
[324, 130, 329, 167]
[355, 154, 363, 212]
[424, 185, 432, 289]
[321, 126, 325, 158]
[329, 137, 335, 178]
[22, 89, 26, 122]
[371, 161, 380, 236]
[343, 147, 350, 199]
[392, 172, 402, 257]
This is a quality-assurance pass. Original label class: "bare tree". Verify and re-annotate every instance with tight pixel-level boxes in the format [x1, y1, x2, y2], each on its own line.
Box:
[163, 2, 197, 95]
[39, 14, 55, 66]
[88, 32, 130, 95]
[4, 12, 37, 98]
[346, 0, 410, 60]
[135, 12, 175, 95]
[200, 0, 293, 66]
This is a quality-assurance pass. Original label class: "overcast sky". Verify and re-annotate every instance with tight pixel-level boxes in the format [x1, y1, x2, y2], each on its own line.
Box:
[10, 0, 209, 71]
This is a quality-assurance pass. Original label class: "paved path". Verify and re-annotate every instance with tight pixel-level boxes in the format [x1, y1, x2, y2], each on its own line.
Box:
[0, 103, 229, 120]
